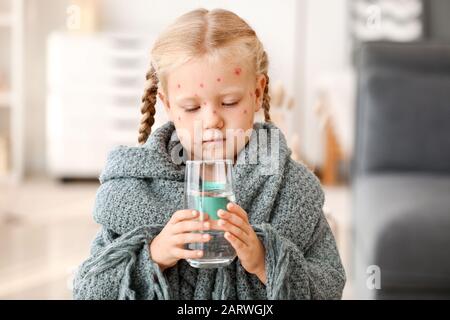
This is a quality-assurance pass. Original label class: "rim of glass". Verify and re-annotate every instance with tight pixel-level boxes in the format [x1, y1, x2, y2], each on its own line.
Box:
[185, 159, 233, 164]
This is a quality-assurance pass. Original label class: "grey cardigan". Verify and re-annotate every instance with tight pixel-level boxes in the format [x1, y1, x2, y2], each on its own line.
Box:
[73, 121, 346, 300]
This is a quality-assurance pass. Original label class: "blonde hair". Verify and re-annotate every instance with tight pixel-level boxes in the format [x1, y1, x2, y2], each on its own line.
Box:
[138, 8, 272, 145]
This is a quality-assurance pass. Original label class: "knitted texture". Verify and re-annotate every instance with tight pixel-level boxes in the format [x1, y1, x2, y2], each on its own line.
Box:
[73, 121, 346, 300]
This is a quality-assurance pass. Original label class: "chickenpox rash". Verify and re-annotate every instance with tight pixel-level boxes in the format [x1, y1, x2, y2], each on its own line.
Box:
[216, 77, 221, 82]
[200, 83, 204, 88]
[234, 67, 242, 76]
[243, 109, 247, 114]
[177, 84, 181, 89]
[213, 110, 216, 114]
[178, 116, 181, 121]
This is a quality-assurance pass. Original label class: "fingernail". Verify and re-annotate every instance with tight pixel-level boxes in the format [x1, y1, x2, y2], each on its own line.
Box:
[197, 251, 203, 257]
[192, 210, 197, 216]
[204, 222, 210, 228]
[202, 234, 209, 239]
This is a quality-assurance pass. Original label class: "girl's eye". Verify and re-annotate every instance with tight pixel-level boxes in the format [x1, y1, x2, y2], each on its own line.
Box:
[222, 101, 238, 107]
[185, 107, 200, 113]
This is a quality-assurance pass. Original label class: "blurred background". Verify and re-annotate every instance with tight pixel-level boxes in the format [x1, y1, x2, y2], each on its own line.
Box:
[1, 0, 449, 299]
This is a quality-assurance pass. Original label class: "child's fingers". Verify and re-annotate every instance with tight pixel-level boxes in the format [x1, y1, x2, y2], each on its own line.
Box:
[224, 231, 247, 251]
[170, 210, 209, 225]
[171, 247, 204, 260]
[172, 232, 211, 245]
[198, 212, 210, 222]
[226, 202, 249, 223]
[217, 209, 250, 235]
[171, 220, 210, 234]
[217, 218, 249, 245]
[170, 209, 198, 224]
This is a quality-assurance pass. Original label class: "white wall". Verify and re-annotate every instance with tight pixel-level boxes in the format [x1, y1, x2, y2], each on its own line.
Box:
[24, 0, 71, 175]
[301, 0, 350, 166]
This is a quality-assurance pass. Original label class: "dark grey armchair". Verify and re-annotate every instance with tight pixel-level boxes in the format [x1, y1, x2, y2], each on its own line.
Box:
[352, 42, 450, 299]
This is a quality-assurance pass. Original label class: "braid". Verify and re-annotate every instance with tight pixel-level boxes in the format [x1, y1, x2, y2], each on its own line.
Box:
[262, 72, 271, 123]
[138, 65, 158, 145]
[257, 49, 271, 123]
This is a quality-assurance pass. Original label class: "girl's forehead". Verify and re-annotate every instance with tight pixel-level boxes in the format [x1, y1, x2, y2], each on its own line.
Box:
[169, 54, 252, 79]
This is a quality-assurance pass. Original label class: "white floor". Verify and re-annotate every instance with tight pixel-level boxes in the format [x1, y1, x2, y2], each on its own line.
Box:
[0, 177, 353, 299]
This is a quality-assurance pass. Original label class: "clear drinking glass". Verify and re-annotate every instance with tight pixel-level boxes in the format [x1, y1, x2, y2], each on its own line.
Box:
[184, 159, 237, 268]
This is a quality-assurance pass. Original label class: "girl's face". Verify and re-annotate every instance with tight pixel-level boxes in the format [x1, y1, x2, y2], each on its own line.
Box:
[159, 55, 266, 162]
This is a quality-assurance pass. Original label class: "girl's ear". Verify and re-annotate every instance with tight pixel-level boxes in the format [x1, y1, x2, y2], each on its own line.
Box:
[158, 91, 169, 110]
[158, 91, 173, 122]
[254, 74, 267, 112]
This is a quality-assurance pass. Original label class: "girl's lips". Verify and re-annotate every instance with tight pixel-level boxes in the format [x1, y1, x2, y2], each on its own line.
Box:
[202, 139, 226, 145]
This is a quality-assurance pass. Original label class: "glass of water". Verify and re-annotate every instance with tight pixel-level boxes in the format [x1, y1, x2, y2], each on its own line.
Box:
[184, 159, 237, 268]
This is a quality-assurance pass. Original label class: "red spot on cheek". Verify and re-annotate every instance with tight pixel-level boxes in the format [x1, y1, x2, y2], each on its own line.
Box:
[234, 67, 242, 76]
[177, 116, 181, 121]
[243, 109, 247, 114]
[177, 84, 181, 89]
[249, 92, 253, 97]
[217, 77, 221, 82]
[200, 83, 204, 88]
[213, 110, 216, 114]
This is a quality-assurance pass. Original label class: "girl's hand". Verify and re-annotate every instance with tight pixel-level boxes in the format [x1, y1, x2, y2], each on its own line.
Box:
[150, 209, 211, 272]
[214, 202, 267, 284]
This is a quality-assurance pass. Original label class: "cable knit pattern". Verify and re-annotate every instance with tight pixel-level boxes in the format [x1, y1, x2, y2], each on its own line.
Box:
[73, 121, 346, 300]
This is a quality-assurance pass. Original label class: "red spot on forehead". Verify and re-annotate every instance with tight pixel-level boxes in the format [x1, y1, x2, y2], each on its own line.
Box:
[234, 67, 242, 76]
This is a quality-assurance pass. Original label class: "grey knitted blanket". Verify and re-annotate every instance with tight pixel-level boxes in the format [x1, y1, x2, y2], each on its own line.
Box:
[73, 121, 345, 300]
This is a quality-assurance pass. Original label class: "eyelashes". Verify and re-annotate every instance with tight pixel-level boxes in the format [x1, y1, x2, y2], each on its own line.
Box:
[184, 101, 239, 113]
[223, 101, 238, 107]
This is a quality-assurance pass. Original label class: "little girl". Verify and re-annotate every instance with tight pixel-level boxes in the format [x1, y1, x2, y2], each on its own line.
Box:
[73, 8, 345, 300]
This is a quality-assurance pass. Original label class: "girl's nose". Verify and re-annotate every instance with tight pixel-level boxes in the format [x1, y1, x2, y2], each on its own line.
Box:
[202, 104, 224, 129]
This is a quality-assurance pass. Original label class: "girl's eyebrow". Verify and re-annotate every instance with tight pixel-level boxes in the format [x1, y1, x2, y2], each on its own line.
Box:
[176, 96, 197, 104]
[175, 87, 244, 104]
[220, 87, 244, 96]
